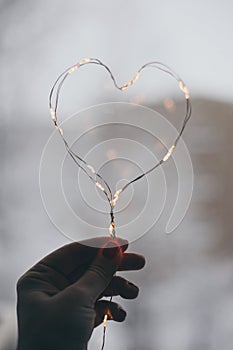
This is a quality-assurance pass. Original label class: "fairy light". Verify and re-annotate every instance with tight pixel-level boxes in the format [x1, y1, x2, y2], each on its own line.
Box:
[55, 125, 64, 137]
[49, 57, 192, 350]
[79, 58, 91, 65]
[103, 314, 108, 328]
[86, 164, 96, 174]
[101, 310, 113, 350]
[162, 144, 175, 162]
[68, 64, 78, 74]
[110, 189, 122, 207]
[109, 221, 115, 236]
[121, 71, 140, 90]
[179, 79, 190, 99]
[96, 181, 105, 192]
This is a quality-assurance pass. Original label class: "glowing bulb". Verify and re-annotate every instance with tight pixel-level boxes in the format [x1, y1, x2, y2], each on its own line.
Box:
[110, 189, 122, 207]
[178, 80, 190, 99]
[121, 83, 130, 91]
[163, 145, 175, 162]
[121, 71, 140, 90]
[103, 314, 108, 328]
[109, 221, 115, 236]
[68, 64, 78, 74]
[110, 199, 116, 207]
[96, 182, 105, 192]
[87, 164, 96, 174]
[50, 107, 57, 122]
[79, 58, 91, 65]
[132, 71, 140, 83]
[55, 125, 64, 136]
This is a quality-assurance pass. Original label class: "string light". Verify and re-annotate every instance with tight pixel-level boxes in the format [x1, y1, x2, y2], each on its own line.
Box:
[49, 107, 57, 122]
[103, 314, 108, 328]
[110, 189, 122, 207]
[109, 221, 115, 236]
[179, 79, 190, 99]
[86, 164, 96, 174]
[96, 181, 105, 192]
[49, 57, 192, 349]
[162, 144, 175, 162]
[68, 64, 78, 74]
[100, 301, 113, 350]
[121, 71, 140, 90]
[55, 125, 64, 136]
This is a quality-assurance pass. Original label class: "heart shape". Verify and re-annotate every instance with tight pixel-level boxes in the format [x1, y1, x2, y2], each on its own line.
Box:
[49, 58, 191, 236]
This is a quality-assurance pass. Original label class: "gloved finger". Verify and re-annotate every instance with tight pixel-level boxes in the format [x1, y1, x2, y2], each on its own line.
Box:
[37, 237, 128, 277]
[94, 300, 127, 327]
[17, 237, 128, 295]
[118, 253, 146, 271]
[68, 240, 127, 303]
[16, 251, 145, 296]
[66, 252, 146, 285]
[100, 276, 139, 299]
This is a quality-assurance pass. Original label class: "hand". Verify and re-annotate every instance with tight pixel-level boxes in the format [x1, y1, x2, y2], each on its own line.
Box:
[17, 236, 145, 350]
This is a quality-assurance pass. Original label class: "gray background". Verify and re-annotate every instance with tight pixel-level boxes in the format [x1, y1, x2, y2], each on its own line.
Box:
[0, 1, 233, 349]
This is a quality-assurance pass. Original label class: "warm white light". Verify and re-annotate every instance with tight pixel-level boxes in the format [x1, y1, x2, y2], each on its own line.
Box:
[121, 71, 140, 90]
[50, 107, 57, 122]
[68, 64, 78, 74]
[96, 181, 105, 192]
[87, 164, 96, 174]
[55, 125, 64, 136]
[109, 222, 115, 236]
[79, 58, 91, 65]
[103, 314, 108, 328]
[110, 189, 122, 207]
[121, 83, 130, 91]
[163, 145, 175, 162]
[179, 80, 190, 99]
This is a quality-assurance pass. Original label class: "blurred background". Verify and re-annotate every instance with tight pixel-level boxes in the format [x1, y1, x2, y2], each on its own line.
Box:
[0, 0, 233, 349]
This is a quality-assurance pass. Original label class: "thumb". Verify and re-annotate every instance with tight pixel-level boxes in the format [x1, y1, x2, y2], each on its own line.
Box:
[70, 239, 128, 303]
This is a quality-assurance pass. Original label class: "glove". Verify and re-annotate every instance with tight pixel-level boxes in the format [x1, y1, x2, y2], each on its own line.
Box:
[17, 236, 145, 350]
